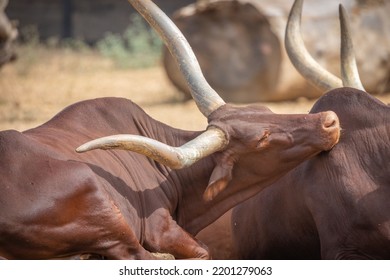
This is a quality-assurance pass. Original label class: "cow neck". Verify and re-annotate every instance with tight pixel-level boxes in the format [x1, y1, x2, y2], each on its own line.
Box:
[175, 153, 281, 236]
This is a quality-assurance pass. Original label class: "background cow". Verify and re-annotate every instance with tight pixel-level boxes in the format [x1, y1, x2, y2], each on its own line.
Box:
[231, 0, 390, 260]
[0, 0, 340, 259]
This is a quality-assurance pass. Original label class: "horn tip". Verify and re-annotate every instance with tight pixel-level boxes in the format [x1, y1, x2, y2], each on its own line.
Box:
[339, 4, 346, 17]
[76, 142, 96, 153]
[75, 145, 88, 153]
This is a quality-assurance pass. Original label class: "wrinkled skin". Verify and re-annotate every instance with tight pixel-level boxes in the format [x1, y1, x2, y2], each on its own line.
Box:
[0, 97, 339, 259]
[232, 88, 390, 259]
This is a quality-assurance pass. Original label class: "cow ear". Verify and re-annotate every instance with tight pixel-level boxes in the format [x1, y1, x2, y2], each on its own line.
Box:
[203, 162, 234, 202]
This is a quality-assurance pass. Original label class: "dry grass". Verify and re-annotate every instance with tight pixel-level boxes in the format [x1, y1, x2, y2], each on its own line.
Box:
[0, 47, 205, 131]
[0, 46, 389, 132]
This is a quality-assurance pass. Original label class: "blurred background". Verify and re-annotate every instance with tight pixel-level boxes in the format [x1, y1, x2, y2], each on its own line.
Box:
[1, 0, 389, 132]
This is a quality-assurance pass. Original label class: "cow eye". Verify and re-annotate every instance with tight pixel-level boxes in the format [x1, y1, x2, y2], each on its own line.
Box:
[256, 132, 270, 149]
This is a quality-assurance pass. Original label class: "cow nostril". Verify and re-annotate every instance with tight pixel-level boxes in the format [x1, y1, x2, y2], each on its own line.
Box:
[322, 111, 339, 129]
[325, 118, 336, 128]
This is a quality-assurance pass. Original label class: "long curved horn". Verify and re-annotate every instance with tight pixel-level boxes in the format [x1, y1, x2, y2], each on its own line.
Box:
[339, 5, 365, 91]
[285, 0, 343, 91]
[76, 127, 228, 169]
[76, 0, 229, 168]
[128, 0, 225, 117]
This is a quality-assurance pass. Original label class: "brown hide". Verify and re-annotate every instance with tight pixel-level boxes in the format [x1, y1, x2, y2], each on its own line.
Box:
[196, 209, 234, 259]
[202, 0, 390, 259]
[231, 88, 390, 259]
[0, 0, 341, 260]
[0, 97, 339, 259]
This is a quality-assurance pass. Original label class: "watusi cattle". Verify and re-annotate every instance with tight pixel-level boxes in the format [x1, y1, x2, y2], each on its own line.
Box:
[231, 0, 390, 260]
[0, 0, 340, 260]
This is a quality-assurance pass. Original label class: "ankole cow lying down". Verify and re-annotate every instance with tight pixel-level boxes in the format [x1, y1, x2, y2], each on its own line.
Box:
[0, 0, 340, 260]
[231, 0, 390, 260]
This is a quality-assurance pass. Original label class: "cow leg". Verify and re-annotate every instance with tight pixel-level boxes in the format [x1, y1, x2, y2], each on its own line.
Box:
[144, 209, 210, 259]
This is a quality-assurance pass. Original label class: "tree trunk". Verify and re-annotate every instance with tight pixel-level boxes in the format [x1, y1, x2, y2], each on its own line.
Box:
[163, 0, 390, 102]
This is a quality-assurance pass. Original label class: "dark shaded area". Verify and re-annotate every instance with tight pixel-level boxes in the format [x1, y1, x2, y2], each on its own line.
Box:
[163, 0, 281, 103]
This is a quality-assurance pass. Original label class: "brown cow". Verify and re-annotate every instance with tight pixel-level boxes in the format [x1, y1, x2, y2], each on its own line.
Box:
[231, 0, 390, 260]
[0, 0, 340, 260]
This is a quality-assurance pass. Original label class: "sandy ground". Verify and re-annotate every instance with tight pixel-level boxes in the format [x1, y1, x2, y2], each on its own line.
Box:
[4, 48, 388, 133]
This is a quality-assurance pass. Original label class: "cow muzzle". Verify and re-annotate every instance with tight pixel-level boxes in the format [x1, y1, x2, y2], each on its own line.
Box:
[320, 111, 340, 150]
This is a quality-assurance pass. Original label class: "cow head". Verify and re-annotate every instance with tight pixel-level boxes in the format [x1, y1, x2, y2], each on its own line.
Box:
[76, 0, 340, 201]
